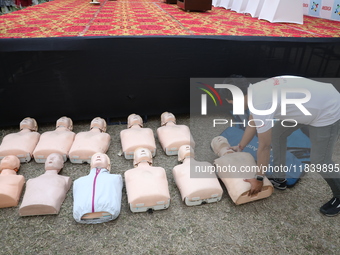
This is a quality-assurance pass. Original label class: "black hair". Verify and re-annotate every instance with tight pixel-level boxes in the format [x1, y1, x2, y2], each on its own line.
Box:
[219, 75, 250, 101]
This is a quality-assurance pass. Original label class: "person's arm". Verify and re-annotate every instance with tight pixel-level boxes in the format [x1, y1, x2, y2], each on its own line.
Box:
[231, 114, 257, 152]
[239, 125, 257, 151]
[244, 128, 272, 196]
[256, 128, 272, 176]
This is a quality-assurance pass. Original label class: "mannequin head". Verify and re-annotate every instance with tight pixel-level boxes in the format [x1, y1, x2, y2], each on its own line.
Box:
[0, 155, 20, 172]
[211, 136, 233, 156]
[90, 117, 107, 132]
[127, 114, 143, 128]
[45, 153, 64, 172]
[20, 117, 38, 132]
[178, 145, 194, 162]
[133, 147, 152, 167]
[56, 116, 73, 131]
[161, 112, 176, 126]
[90, 152, 111, 171]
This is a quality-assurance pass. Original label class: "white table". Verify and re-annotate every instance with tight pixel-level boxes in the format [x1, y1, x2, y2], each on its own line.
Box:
[258, 0, 304, 24]
[213, 0, 233, 9]
[231, 0, 249, 13]
[244, 0, 265, 18]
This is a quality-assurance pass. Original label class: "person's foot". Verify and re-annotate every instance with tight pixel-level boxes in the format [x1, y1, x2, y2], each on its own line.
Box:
[320, 197, 340, 217]
[268, 177, 287, 190]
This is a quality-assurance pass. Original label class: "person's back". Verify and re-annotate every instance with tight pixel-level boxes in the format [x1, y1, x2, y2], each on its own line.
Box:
[0, 117, 40, 163]
[250, 76, 340, 133]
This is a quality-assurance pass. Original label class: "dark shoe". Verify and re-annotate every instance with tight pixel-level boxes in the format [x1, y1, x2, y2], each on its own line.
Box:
[320, 197, 340, 217]
[268, 177, 287, 190]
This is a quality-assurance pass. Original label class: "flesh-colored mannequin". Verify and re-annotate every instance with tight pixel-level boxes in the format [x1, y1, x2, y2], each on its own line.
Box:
[157, 112, 195, 156]
[120, 114, 156, 159]
[73, 152, 123, 224]
[172, 145, 223, 206]
[0, 155, 25, 208]
[0, 117, 40, 163]
[33, 116, 75, 163]
[211, 136, 273, 205]
[124, 147, 170, 212]
[19, 153, 72, 216]
[69, 117, 111, 163]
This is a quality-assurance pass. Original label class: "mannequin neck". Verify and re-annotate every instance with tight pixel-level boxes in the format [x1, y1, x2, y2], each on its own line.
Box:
[45, 170, 59, 175]
[182, 157, 192, 163]
[90, 127, 102, 133]
[130, 124, 142, 129]
[56, 126, 70, 131]
[92, 167, 107, 171]
[164, 121, 176, 126]
[20, 128, 33, 133]
[219, 147, 234, 157]
[1, 169, 17, 175]
[136, 161, 151, 167]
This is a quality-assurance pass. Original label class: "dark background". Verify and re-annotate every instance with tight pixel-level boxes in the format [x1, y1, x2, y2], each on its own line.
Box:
[1, 36, 339, 127]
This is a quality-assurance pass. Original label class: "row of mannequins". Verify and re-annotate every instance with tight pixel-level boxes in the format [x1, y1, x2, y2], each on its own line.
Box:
[0, 112, 194, 163]
[0, 113, 273, 224]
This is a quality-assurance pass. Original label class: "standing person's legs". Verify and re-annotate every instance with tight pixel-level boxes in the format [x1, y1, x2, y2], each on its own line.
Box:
[308, 119, 340, 216]
[271, 121, 304, 179]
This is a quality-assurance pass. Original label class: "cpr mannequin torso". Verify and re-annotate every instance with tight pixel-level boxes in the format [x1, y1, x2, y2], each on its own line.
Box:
[69, 117, 111, 163]
[19, 153, 72, 216]
[33, 117, 75, 163]
[124, 148, 170, 212]
[211, 136, 273, 205]
[0, 117, 40, 163]
[120, 114, 156, 159]
[73, 152, 123, 224]
[0, 155, 25, 208]
[157, 112, 195, 156]
[172, 145, 223, 206]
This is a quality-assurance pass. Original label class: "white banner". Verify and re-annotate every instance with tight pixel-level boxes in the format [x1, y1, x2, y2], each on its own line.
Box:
[308, 0, 322, 16]
[320, 0, 334, 19]
[303, 0, 310, 15]
[305, 0, 340, 20]
[331, 0, 340, 21]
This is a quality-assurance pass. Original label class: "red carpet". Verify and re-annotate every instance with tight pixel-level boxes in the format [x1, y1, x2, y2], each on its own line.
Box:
[0, 0, 339, 38]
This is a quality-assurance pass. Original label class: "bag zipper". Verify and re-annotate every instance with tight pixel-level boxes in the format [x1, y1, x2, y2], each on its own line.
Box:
[92, 168, 101, 212]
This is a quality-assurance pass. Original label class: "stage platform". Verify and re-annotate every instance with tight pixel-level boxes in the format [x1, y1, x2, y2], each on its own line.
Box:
[0, 0, 340, 126]
[1, 0, 340, 37]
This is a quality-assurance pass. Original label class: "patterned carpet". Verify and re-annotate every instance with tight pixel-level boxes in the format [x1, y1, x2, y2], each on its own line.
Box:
[0, 0, 339, 38]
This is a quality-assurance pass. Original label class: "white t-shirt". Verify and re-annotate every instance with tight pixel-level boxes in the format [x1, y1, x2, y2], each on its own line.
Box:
[249, 76, 340, 133]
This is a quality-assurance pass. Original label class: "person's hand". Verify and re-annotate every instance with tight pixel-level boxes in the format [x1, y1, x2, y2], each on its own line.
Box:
[231, 144, 242, 152]
[243, 178, 263, 196]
